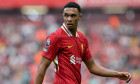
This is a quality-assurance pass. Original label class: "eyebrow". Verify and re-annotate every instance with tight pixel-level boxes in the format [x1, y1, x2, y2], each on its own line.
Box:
[64, 13, 77, 16]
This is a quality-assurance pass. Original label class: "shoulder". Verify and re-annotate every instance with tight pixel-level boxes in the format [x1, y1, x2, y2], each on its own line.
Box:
[77, 31, 87, 40]
[46, 28, 63, 43]
[77, 31, 89, 46]
[48, 28, 63, 37]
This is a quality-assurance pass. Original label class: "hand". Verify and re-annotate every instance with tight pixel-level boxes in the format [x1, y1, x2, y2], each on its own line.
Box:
[117, 72, 132, 83]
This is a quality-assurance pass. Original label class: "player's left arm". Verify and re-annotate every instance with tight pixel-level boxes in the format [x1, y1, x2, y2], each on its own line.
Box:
[84, 58, 132, 83]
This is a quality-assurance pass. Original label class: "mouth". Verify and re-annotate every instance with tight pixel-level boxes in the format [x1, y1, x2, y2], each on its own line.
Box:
[67, 24, 73, 28]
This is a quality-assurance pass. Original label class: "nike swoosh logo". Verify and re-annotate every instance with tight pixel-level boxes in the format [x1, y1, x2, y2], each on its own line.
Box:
[68, 46, 72, 48]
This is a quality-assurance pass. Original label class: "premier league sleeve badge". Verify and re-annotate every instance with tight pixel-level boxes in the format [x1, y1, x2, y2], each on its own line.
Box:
[45, 39, 50, 47]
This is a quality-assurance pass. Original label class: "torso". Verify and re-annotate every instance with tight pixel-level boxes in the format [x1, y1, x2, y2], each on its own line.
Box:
[53, 28, 86, 84]
[42, 24, 92, 84]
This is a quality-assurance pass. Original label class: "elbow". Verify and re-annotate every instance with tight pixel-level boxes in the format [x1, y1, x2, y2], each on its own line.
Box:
[88, 68, 95, 74]
[36, 66, 47, 78]
[87, 64, 97, 74]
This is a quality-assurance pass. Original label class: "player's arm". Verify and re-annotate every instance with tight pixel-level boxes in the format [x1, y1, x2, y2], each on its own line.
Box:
[34, 56, 52, 84]
[84, 58, 131, 83]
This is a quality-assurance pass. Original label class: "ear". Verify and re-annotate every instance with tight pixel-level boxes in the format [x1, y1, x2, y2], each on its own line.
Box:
[79, 14, 82, 20]
[62, 14, 64, 18]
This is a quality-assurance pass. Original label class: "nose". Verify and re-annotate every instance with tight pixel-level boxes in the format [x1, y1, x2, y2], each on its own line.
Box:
[68, 16, 72, 22]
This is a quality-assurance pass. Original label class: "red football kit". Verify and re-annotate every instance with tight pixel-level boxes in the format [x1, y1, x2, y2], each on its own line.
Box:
[42, 23, 92, 84]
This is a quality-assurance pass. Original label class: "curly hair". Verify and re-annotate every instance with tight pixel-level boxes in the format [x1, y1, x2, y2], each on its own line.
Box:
[64, 2, 81, 13]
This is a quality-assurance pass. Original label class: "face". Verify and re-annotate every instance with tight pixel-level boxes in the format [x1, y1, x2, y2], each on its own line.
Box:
[63, 8, 82, 29]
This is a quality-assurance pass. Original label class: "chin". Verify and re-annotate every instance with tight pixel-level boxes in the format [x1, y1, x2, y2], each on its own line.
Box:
[68, 27, 75, 29]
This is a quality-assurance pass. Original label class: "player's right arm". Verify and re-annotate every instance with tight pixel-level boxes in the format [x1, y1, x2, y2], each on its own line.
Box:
[34, 31, 61, 84]
[34, 56, 52, 84]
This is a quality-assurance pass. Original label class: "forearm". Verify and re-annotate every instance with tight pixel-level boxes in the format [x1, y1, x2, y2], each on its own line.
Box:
[85, 58, 131, 82]
[90, 64, 119, 78]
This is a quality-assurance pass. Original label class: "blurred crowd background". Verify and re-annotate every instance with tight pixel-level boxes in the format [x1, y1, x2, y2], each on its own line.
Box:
[0, 0, 140, 84]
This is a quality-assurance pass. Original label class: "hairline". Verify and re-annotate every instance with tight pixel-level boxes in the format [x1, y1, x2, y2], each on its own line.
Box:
[63, 7, 81, 15]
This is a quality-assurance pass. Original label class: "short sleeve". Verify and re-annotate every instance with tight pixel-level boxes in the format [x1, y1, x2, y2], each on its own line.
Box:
[42, 35, 60, 61]
[82, 37, 92, 61]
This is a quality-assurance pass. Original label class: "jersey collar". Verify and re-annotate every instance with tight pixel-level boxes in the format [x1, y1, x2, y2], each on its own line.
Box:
[61, 23, 79, 37]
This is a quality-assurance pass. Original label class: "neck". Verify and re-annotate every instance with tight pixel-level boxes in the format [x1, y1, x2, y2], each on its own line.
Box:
[63, 23, 77, 36]
[68, 28, 77, 36]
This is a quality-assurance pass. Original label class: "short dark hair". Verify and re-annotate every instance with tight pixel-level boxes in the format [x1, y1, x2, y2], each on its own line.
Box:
[64, 2, 81, 13]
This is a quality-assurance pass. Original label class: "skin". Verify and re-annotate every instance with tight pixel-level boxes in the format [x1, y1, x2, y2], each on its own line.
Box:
[34, 7, 132, 84]
[35, 56, 51, 84]
[84, 58, 131, 83]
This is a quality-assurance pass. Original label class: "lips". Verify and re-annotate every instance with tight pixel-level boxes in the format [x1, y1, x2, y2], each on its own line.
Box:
[67, 24, 73, 27]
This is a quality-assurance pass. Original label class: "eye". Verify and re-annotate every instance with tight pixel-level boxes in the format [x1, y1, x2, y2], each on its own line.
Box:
[64, 14, 68, 18]
[71, 14, 76, 18]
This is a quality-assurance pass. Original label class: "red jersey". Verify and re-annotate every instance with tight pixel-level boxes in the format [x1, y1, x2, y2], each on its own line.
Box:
[42, 23, 92, 84]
